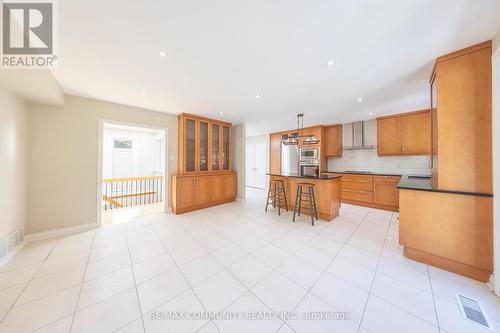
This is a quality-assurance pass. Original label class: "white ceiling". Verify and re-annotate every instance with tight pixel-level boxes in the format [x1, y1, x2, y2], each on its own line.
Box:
[52, 0, 500, 136]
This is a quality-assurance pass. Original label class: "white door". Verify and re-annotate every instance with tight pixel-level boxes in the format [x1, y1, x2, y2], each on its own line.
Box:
[246, 143, 256, 187]
[254, 142, 267, 188]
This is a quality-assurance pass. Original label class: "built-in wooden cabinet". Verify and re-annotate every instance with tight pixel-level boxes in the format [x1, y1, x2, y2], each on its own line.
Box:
[377, 110, 431, 156]
[269, 133, 282, 174]
[172, 172, 236, 214]
[323, 125, 342, 157]
[178, 113, 232, 174]
[430, 41, 492, 194]
[174, 113, 236, 214]
[329, 173, 400, 211]
[373, 176, 400, 208]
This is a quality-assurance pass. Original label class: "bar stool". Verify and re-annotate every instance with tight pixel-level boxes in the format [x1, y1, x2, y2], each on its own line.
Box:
[265, 179, 288, 215]
[293, 183, 318, 226]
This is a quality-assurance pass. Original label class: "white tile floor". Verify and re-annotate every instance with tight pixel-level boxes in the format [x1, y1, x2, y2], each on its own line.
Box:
[0, 187, 499, 333]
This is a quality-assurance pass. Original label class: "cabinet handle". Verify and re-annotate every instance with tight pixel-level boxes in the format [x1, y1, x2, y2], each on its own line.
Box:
[378, 147, 381, 153]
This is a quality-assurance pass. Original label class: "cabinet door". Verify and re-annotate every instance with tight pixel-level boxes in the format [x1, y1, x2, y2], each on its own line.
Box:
[324, 125, 342, 156]
[222, 125, 230, 171]
[224, 174, 236, 200]
[401, 111, 431, 155]
[195, 176, 211, 206]
[211, 123, 220, 171]
[210, 175, 224, 202]
[377, 117, 401, 155]
[373, 176, 400, 207]
[176, 177, 195, 209]
[270, 133, 282, 149]
[198, 120, 209, 172]
[184, 117, 197, 172]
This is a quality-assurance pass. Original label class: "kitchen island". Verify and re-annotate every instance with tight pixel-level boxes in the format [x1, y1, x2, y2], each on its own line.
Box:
[267, 172, 342, 221]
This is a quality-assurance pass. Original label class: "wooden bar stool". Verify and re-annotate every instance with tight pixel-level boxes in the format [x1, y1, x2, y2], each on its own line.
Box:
[293, 183, 318, 226]
[265, 179, 288, 215]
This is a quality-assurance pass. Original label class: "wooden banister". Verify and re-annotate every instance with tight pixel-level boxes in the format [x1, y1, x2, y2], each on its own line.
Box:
[103, 175, 163, 183]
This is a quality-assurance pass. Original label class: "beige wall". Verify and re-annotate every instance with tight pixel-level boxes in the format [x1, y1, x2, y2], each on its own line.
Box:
[0, 87, 27, 240]
[27, 95, 178, 234]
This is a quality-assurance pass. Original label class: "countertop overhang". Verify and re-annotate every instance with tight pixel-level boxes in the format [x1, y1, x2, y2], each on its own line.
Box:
[397, 175, 493, 198]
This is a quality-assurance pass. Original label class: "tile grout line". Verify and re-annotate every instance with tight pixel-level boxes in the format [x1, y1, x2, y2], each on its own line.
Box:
[123, 224, 147, 333]
[68, 231, 97, 333]
[426, 265, 442, 330]
[0, 237, 61, 326]
[355, 211, 394, 333]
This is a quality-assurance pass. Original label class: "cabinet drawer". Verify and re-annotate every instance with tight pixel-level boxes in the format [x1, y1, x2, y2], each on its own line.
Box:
[341, 180, 373, 191]
[373, 175, 401, 183]
[340, 174, 373, 183]
[341, 189, 373, 203]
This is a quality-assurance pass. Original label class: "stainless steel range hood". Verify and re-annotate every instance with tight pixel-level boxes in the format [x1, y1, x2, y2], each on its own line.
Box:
[342, 120, 376, 150]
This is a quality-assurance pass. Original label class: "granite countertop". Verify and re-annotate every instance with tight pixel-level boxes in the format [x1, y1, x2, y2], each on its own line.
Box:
[266, 172, 341, 180]
[323, 170, 405, 177]
[397, 175, 493, 198]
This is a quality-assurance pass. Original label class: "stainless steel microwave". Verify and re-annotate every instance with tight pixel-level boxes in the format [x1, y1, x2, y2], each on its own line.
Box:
[299, 148, 319, 161]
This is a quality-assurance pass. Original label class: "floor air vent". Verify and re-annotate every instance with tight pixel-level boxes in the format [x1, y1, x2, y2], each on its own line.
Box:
[456, 294, 493, 330]
[0, 227, 24, 263]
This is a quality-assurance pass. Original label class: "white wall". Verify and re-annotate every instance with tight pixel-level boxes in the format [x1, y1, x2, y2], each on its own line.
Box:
[327, 150, 429, 175]
[0, 87, 27, 241]
[103, 128, 164, 179]
[27, 95, 178, 234]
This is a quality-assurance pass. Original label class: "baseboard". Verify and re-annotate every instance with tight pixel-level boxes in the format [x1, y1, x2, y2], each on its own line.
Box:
[25, 222, 97, 242]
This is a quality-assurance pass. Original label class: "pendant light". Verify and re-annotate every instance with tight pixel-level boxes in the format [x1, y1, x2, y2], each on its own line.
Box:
[281, 113, 320, 145]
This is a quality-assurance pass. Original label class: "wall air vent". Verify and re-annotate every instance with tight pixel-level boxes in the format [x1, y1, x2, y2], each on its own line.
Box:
[0, 227, 24, 264]
[456, 293, 493, 330]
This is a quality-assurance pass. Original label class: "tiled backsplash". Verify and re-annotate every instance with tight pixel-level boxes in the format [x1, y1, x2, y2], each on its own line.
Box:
[327, 149, 430, 175]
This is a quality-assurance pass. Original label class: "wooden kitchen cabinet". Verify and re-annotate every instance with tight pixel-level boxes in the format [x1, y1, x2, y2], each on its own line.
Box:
[172, 172, 237, 214]
[323, 125, 342, 157]
[178, 113, 232, 174]
[328, 173, 400, 211]
[373, 176, 400, 209]
[174, 113, 236, 214]
[377, 110, 430, 156]
[269, 132, 282, 173]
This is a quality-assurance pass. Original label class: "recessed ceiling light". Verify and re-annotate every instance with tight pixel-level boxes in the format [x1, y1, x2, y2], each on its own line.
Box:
[142, 90, 147, 95]
[327, 59, 335, 66]
[368, 112, 373, 116]
[219, 111, 224, 115]
[357, 97, 363, 102]
[159, 51, 166, 57]
[256, 94, 261, 99]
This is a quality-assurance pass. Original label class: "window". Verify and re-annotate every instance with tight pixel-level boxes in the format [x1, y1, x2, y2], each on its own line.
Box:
[113, 139, 133, 149]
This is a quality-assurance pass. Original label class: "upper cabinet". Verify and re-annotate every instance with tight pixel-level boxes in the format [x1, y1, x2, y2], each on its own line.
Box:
[430, 41, 492, 194]
[178, 113, 232, 174]
[377, 110, 431, 156]
[323, 125, 342, 157]
[269, 132, 281, 173]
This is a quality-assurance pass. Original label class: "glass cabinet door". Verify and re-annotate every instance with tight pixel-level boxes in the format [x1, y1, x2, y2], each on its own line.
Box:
[185, 118, 196, 172]
[199, 121, 209, 172]
[222, 125, 230, 170]
[211, 123, 220, 171]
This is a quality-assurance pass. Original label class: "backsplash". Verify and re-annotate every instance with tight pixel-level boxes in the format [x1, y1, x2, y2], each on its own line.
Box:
[327, 149, 430, 175]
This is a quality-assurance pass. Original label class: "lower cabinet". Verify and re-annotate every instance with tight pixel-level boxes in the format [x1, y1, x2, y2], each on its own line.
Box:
[172, 172, 237, 214]
[331, 173, 400, 211]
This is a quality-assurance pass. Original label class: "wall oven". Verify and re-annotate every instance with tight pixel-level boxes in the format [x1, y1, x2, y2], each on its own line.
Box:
[300, 164, 319, 177]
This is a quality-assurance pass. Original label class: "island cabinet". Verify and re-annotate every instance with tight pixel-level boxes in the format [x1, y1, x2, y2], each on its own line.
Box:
[172, 172, 236, 214]
[377, 110, 431, 156]
[173, 113, 236, 214]
[323, 124, 342, 157]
